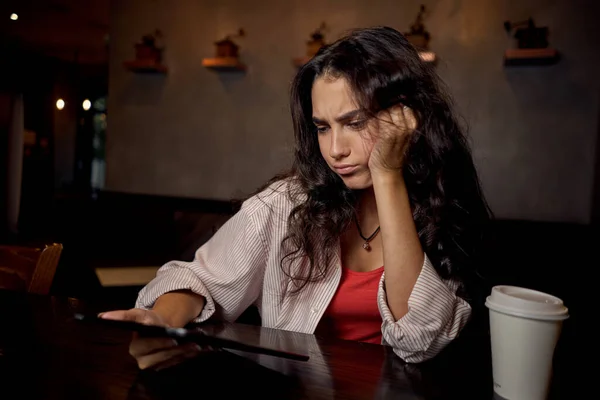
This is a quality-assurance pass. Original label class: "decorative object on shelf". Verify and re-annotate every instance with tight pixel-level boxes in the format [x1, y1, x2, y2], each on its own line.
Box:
[503, 18, 559, 66]
[306, 22, 328, 58]
[123, 29, 167, 73]
[293, 22, 328, 67]
[202, 29, 247, 72]
[404, 5, 436, 64]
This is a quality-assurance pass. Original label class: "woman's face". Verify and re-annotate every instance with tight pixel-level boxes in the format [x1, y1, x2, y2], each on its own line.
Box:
[312, 76, 374, 190]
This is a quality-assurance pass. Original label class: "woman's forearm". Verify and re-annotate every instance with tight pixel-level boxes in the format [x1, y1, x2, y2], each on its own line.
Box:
[372, 171, 424, 320]
[152, 290, 206, 327]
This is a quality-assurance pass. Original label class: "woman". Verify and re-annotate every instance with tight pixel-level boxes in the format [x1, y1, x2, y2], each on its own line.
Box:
[101, 26, 491, 369]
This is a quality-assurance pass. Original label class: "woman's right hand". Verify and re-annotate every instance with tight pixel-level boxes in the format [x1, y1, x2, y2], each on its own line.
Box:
[99, 308, 205, 370]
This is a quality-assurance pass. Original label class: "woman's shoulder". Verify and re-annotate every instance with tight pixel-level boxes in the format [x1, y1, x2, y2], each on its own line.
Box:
[240, 176, 304, 217]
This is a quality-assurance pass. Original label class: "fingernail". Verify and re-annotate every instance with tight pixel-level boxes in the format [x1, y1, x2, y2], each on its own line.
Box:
[97, 312, 105, 318]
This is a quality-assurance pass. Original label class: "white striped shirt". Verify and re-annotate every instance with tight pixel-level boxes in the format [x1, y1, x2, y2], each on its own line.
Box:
[136, 180, 472, 363]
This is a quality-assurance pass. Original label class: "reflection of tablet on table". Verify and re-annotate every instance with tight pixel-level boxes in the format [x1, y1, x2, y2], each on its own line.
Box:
[73, 313, 309, 362]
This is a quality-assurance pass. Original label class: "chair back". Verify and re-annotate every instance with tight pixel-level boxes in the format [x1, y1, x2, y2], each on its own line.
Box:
[0, 243, 63, 294]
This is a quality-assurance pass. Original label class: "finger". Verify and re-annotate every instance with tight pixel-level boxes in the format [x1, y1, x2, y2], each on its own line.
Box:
[136, 342, 202, 370]
[129, 336, 178, 358]
[101, 308, 164, 327]
[379, 108, 394, 125]
[395, 106, 417, 131]
[99, 309, 147, 323]
[391, 105, 403, 122]
[376, 108, 400, 138]
[384, 104, 402, 124]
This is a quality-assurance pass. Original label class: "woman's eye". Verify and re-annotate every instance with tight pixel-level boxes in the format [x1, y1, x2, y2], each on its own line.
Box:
[316, 126, 329, 134]
[347, 120, 366, 130]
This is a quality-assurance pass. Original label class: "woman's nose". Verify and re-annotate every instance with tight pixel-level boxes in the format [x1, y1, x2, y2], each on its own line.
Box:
[329, 129, 350, 160]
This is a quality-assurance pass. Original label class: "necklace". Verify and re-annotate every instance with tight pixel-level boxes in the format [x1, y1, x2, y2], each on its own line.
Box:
[354, 215, 380, 251]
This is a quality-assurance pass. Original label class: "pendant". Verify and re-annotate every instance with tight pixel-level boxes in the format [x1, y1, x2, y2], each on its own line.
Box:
[363, 242, 371, 251]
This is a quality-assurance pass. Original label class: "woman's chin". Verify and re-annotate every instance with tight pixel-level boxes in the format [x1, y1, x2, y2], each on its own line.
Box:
[339, 173, 372, 190]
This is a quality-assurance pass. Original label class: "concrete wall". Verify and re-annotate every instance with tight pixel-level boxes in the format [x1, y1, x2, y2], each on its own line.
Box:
[107, 0, 600, 223]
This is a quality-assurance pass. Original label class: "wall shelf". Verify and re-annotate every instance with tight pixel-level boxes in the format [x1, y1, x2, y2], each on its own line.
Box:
[123, 60, 168, 74]
[202, 57, 246, 71]
[503, 48, 559, 66]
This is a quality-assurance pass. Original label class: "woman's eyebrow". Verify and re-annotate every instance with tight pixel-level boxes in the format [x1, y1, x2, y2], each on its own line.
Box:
[312, 109, 364, 125]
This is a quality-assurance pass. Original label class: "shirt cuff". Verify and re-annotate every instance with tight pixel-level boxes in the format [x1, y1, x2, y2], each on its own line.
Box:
[135, 264, 216, 323]
[378, 253, 471, 362]
[378, 254, 457, 323]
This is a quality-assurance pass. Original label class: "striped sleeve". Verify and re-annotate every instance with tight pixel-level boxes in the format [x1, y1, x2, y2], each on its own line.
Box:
[377, 254, 472, 363]
[135, 202, 267, 323]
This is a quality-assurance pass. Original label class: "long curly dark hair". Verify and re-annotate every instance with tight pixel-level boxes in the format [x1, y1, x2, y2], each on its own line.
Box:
[267, 26, 491, 302]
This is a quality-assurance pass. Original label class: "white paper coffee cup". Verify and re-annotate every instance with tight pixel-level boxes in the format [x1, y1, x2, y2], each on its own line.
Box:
[485, 286, 568, 400]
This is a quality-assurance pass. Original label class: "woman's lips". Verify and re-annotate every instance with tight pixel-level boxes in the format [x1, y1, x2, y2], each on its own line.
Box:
[334, 165, 359, 175]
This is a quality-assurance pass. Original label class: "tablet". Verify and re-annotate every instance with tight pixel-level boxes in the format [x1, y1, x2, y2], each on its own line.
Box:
[74, 313, 310, 362]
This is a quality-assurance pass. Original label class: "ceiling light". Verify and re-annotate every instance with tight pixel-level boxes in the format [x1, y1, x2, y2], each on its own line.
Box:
[56, 99, 65, 110]
[82, 99, 91, 111]
[10, 13, 18, 21]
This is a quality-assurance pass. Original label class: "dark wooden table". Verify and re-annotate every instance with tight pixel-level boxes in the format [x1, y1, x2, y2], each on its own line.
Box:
[0, 290, 575, 399]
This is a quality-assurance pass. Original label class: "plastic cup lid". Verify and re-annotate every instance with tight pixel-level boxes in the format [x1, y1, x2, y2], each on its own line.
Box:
[485, 285, 569, 321]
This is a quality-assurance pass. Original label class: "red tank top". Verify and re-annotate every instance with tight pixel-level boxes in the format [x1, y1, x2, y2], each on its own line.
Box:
[316, 266, 384, 344]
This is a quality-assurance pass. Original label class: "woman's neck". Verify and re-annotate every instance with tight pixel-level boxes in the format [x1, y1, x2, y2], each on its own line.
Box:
[356, 187, 379, 233]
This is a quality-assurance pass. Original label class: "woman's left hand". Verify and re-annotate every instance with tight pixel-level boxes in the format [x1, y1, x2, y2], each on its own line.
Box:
[368, 105, 417, 175]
